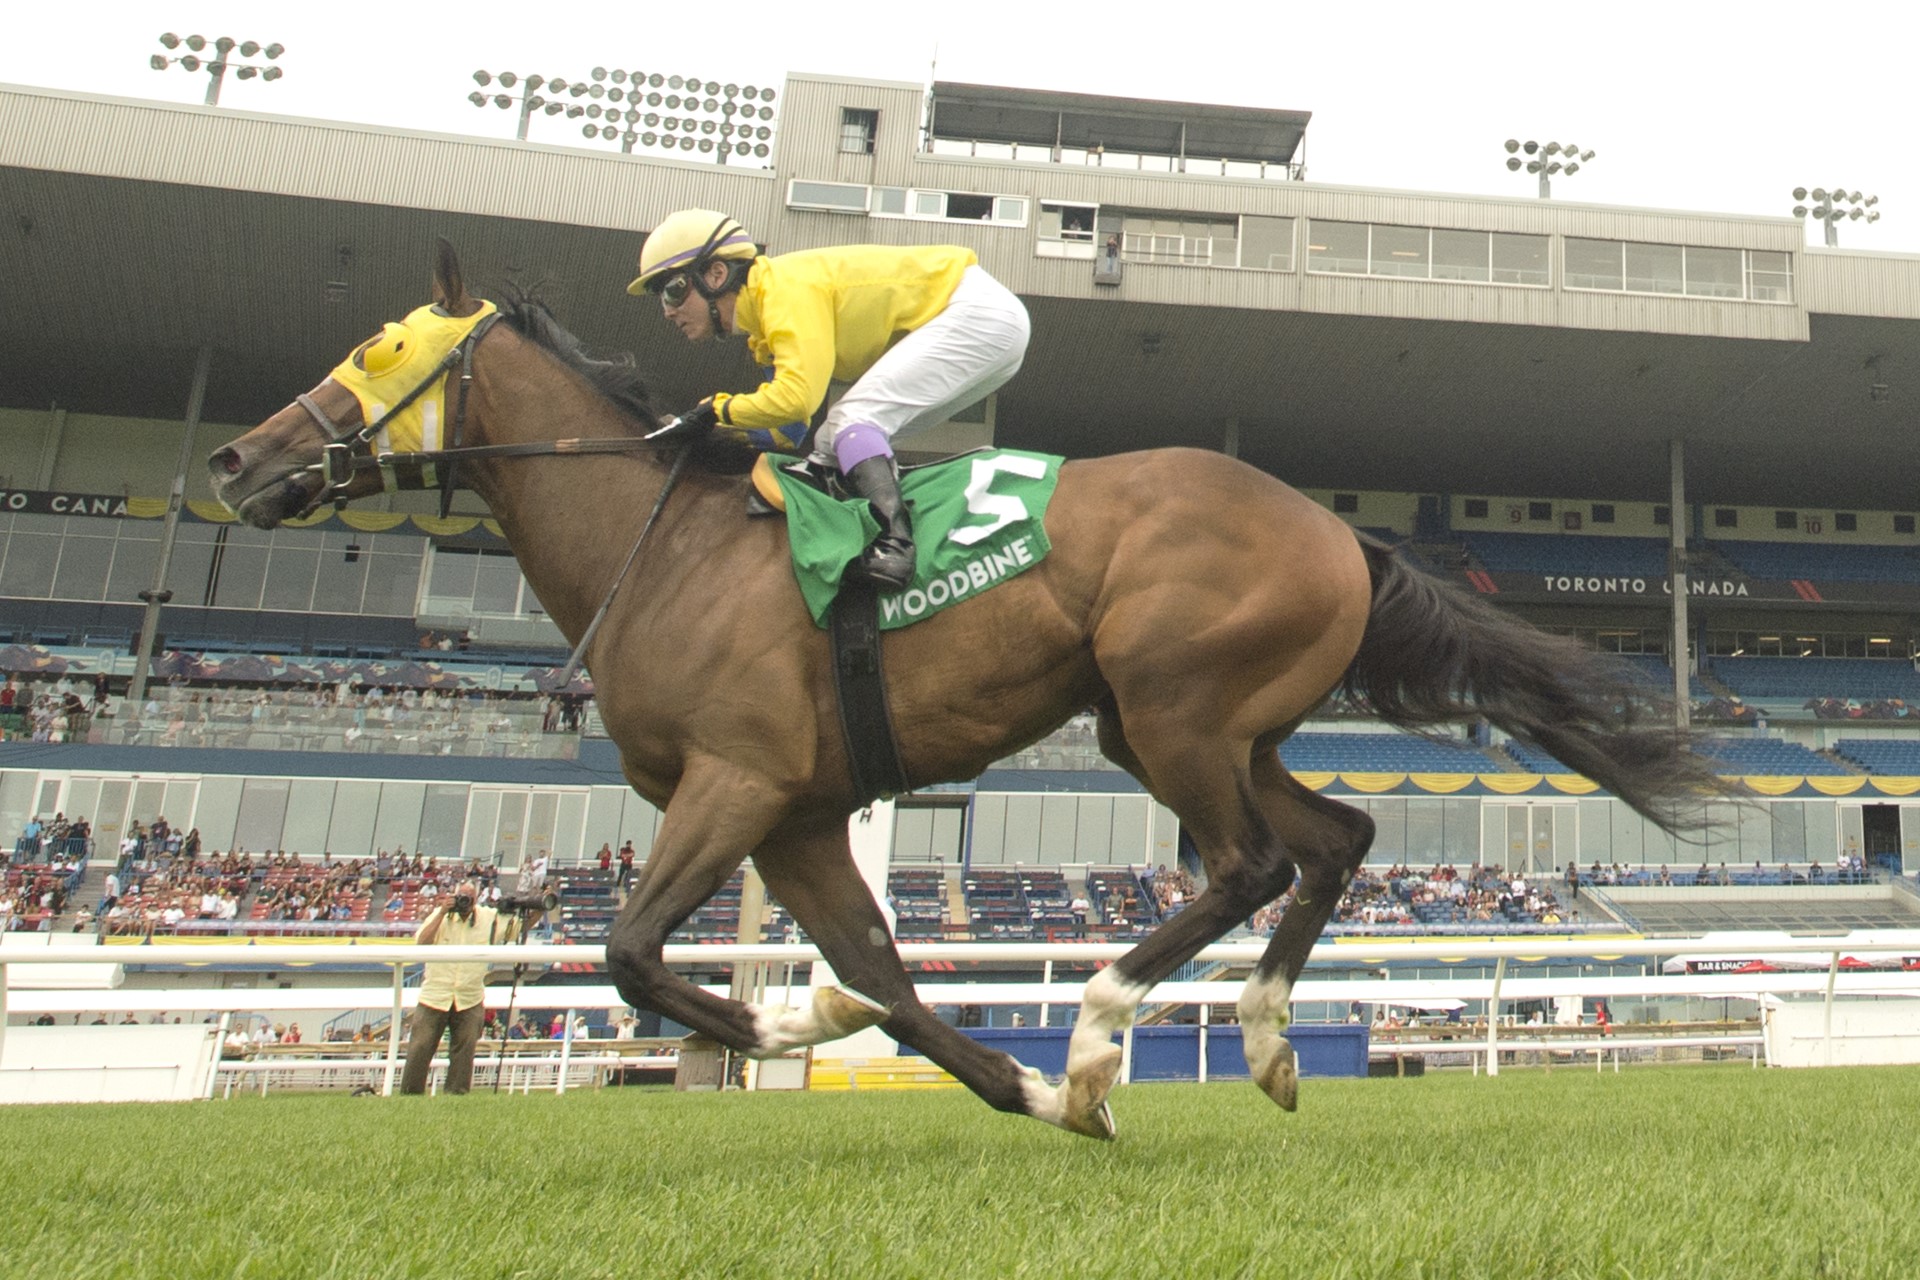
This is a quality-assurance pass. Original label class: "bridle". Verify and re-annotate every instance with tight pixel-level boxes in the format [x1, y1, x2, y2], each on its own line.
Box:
[289, 307, 694, 687]
[292, 310, 681, 520]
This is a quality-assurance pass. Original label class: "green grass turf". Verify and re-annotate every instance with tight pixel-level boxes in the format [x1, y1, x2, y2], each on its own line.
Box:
[5, 1064, 1919, 1279]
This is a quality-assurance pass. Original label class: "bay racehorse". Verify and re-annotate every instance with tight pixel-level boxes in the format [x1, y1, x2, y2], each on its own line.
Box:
[212, 244, 1723, 1138]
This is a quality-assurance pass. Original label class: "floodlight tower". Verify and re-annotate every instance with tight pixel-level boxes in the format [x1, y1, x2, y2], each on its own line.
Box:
[151, 33, 284, 105]
[1791, 187, 1880, 247]
[570, 69, 778, 163]
[1503, 139, 1596, 199]
[470, 70, 577, 141]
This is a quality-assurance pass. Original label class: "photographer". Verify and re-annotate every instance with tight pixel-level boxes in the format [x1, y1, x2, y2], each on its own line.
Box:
[399, 879, 545, 1095]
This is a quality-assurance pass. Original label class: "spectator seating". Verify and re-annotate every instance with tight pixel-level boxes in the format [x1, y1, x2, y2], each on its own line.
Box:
[1462, 531, 1669, 580]
[1711, 657, 1920, 702]
[963, 869, 1034, 939]
[1693, 737, 1848, 776]
[551, 866, 618, 943]
[1710, 540, 1920, 584]
[1019, 869, 1080, 934]
[1279, 731, 1504, 773]
[887, 868, 948, 939]
[1831, 739, 1920, 775]
[1086, 868, 1158, 940]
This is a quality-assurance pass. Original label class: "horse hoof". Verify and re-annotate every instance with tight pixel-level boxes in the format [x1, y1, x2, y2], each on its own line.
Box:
[814, 985, 889, 1039]
[1064, 1042, 1123, 1140]
[1255, 1038, 1298, 1112]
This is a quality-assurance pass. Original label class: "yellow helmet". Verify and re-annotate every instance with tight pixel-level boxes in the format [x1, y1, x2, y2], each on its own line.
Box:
[626, 209, 759, 296]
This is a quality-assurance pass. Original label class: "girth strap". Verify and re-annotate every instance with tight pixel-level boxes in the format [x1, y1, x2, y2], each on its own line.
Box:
[828, 576, 910, 806]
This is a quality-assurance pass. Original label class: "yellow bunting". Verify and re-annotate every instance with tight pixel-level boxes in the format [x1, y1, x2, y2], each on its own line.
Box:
[1741, 776, 1806, 796]
[1867, 777, 1920, 797]
[483, 520, 504, 537]
[1479, 774, 1545, 795]
[1407, 773, 1476, 793]
[1337, 772, 1408, 793]
[1544, 775, 1600, 795]
[185, 499, 238, 523]
[1806, 776, 1867, 796]
[338, 511, 412, 532]
[126, 497, 169, 518]
[1290, 771, 1337, 790]
[410, 515, 486, 537]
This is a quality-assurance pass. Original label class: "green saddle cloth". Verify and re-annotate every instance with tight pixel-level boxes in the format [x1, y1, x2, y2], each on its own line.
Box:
[773, 448, 1063, 630]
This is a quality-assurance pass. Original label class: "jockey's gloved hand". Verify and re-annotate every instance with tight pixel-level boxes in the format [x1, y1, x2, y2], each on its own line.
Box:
[647, 399, 719, 442]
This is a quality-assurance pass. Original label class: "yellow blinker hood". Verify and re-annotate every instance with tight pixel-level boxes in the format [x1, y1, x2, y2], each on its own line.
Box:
[327, 301, 499, 453]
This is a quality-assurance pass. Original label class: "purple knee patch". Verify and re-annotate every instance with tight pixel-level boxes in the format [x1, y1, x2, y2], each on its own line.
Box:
[834, 422, 894, 472]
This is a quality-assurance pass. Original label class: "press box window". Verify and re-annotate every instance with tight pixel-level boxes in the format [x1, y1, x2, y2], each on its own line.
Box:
[1897, 515, 1916, 535]
[1332, 493, 1359, 514]
[1591, 504, 1615, 524]
[1714, 508, 1738, 529]
[1775, 510, 1797, 531]
[787, 179, 869, 213]
[1527, 501, 1552, 522]
[1835, 512, 1857, 532]
[839, 108, 877, 155]
[1464, 498, 1489, 519]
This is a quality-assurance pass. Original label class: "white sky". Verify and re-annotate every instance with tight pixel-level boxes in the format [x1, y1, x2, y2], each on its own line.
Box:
[4, 0, 1917, 251]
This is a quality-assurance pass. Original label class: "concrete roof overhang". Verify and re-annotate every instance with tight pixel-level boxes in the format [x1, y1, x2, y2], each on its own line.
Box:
[4, 148, 1918, 511]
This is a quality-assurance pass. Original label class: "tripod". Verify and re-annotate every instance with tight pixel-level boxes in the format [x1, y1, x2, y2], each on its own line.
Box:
[490, 906, 540, 1093]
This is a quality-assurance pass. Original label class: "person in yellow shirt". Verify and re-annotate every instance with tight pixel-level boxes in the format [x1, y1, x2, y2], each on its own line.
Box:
[629, 209, 1031, 590]
[399, 880, 539, 1095]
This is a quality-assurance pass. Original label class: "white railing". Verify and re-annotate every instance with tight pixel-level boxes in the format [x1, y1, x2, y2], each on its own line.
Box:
[9, 935, 1920, 1085]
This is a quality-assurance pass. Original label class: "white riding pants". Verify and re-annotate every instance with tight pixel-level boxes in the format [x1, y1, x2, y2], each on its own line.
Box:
[812, 265, 1030, 466]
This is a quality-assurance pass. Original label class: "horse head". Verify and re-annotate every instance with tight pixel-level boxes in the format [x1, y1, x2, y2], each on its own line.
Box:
[210, 240, 490, 529]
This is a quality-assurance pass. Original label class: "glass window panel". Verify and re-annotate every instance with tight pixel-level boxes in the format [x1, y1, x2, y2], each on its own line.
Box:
[993, 196, 1026, 223]
[1624, 242, 1684, 294]
[312, 547, 370, 613]
[1370, 224, 1429, 278]
[418, 784, 470, 859]
[1564, 237, 1624, 290]
[1037, 206, 1062, 238]
[163, 536, 216, 607]
[427, 547, 478, 601]
[1239, 215, 1294, 271]
[211, 541, 268, 609]
[1748, 249, 1793, 302]
[1432, 229, 1491, 282]
[259, 546, 320, 612]
[362, 550, 423, 616]
[0, 532, 59, 596]
[1491, 232, 1550, 286]
[873, 187, 907, 215]
[473, 554, 523, 614]
[50, 534, 113, 601]
[1684, 246, 1743, 298]
[913, 190, 945, 216]
[787, 180, 868, 212]
[1307, 220, 1369, 274]
[106, 534, 161, 604]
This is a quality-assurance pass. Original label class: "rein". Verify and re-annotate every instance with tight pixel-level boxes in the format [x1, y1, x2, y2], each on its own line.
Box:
[292, 312, 695, 690]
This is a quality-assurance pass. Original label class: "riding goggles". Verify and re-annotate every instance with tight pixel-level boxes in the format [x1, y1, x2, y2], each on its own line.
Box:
[655, 273, 694, 310]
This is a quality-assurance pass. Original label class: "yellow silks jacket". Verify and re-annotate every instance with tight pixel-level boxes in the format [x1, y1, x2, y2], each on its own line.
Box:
[712, 244, 977, 442]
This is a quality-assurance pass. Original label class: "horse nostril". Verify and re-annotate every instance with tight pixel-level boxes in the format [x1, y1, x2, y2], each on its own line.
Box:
[212, 448, 244, 476]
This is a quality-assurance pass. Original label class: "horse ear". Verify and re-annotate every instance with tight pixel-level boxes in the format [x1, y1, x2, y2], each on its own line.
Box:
[432, 238, 480, 316]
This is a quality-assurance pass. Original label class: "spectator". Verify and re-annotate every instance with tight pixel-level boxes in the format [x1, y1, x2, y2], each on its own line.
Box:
[399, 880, 542, 1096]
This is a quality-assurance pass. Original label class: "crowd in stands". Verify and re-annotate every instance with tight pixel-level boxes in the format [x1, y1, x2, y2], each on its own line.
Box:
[1804, 697, 1918, 721]
[1250, 864, 1576, 935]
[0, 673, 108, 742]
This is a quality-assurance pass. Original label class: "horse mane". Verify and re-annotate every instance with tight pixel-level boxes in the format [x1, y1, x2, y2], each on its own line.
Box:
[492, 284, 660, 427]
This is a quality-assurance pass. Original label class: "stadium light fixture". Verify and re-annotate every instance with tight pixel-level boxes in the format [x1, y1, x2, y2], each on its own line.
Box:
[573, 67, 776, 164]
[1792, 185, 1881, 246]
[470, 69, 578, 141]
[152, 32, 284, 105]
[1503, 138, 1596, 199]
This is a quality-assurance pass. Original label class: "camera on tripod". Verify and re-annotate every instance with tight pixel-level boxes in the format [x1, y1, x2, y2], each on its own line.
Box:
[495, 889, 558, 915]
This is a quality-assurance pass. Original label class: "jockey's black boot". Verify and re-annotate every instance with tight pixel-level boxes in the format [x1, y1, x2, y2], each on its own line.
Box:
[843, 456, 917, 591]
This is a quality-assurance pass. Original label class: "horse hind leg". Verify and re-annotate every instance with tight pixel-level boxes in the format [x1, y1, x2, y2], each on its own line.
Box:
[1043, 733, 1302, 1136]
[1237, 751, 1375, 1111]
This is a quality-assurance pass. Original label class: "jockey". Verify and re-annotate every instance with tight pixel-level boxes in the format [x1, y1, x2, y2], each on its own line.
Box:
[628, 209, 1031, 591]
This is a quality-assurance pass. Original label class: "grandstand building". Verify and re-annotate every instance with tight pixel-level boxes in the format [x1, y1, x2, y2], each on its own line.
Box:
[8, 69, 1920, 955]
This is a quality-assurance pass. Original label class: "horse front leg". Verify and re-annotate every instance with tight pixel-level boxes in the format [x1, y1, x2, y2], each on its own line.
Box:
[752, 821, 1057, 1128]
[604, 763, 867, 1056]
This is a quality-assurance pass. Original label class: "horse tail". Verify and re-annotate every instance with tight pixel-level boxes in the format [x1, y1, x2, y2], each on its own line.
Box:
[1341, 537, 1728, 834]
